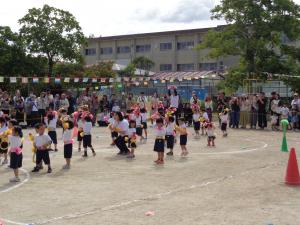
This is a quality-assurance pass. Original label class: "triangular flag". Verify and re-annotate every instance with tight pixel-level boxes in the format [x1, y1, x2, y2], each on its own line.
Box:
[161, 80, 166, 83]
[33, 77, 39, 83]
[178, 78, 183, 82]
[83, 78, 89, 83]
[64, 77, 70, 83]
[74, 78, 79, 83]
[116, 78, 121, 82]
[131, 78, 136, 82]
[139, 77, 144, 81]
[154, 80, 158, 84]
[123, 77, 129, 82]
[22, 77, 28, 83]
[0, 77, 4, 83]
[92, 78, 97, 83]
[101, 78, 106, 83]
[135, 82, 140, 86]
[44, 77, 49, 83]
[109, 78, 114, 83]
[144, 81, 148, 86]
[10, 77, 17, 83]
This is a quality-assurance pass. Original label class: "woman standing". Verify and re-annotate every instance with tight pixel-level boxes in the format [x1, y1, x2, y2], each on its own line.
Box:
[37, 92, 47, 123]
[205, 96, 213, 122]
[250, 94, 258, 129]
[230, 97, 240, 128]
[239, 96, 250, 129]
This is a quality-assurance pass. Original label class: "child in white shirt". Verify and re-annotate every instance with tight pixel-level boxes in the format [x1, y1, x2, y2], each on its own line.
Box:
[82, 115, 96, 157]
[62, 120, 74, 169]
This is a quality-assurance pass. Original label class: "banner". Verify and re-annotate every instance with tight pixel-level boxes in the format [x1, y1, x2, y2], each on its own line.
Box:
[55, 78, 61, 84]
[33, 77, 39, 83]
[44, 77, 50, 83]
[22, 77, 28, 84]
[10, 77, 17, 83]
[64, 77, 70, 83]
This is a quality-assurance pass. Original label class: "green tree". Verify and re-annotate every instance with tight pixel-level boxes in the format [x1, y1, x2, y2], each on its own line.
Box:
[19, 4, 86, 75]
[199, 0, 300, 92]
[84, 61, 116, 78]
[119, 63, 136, 77]
[132, 56, 155, 74]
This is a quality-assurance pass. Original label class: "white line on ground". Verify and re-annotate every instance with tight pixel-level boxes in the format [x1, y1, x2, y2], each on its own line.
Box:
[0, 168, 30, 194]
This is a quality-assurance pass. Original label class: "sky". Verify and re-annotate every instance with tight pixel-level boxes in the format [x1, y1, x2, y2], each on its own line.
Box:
[1, 0, 300, 37]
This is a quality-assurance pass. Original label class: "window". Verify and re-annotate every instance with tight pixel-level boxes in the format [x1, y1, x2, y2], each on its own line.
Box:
[199, 62, 218, 71]
[100, 47, 113, 55]
[177, 41, 194, 50]
[117, 46, 131, 54]
[160, 43, 172, 51]
[136, 44, 151, 53]
[85, 48, 96, 56]
[177, 64, 194, 71]
[160, 64, 172, 71]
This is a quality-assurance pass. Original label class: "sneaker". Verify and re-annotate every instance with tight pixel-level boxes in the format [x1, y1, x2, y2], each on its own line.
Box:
[157, 160, 164, 164]
[166, 151, 173, 156]
[82, 153, 88, 157]
[184, 151, 189, 156]
[9, 177, 20, 183]
[127, 154, 135, 159]
[92, 151, 96, 157]
[62, 164, 70, 170]
[47, 168, 52, 173]
[2, 159, 8, 165]
[32, 167, 40, 172]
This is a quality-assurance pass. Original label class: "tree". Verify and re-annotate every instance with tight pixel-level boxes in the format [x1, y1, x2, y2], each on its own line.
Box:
[19, 4, 86, 75]
[119, 63, 136, 77]
[132, 56, 155, 74]
[84, 61, 116, 78]
[199, 0, 300, 91]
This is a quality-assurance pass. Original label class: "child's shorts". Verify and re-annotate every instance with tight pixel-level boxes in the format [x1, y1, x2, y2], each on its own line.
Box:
[83, 135, 92, 148]
[180, 135, 187, 146]
[136, 127, 143, 136]
[154, 139, 165, 152]
[142, 122, 147, 129]
[0, 142, 8, 154]
[10, 152, 23, 169]
[48, 131, 57, 145]
[36, 150, 50, 165]
[64, 144, 73, 159]
[165, 135, 174, 149]
[193, 121, 200, 131]
[221, 123, 227, 131]
[208, 136, 216, 141]
[111, 131, 118, 139]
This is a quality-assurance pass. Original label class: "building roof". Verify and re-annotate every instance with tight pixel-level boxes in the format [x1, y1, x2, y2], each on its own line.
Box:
[151, 71, 224, 80]
[88, 25, 226, 42]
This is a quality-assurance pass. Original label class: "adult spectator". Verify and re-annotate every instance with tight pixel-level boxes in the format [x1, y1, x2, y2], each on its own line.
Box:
[168, 87, 179, 120]
[67, 92, 76, 115]
[250, 94, 258, 129]
[257, 92, 267, 129]
[205, 96, 213, 122]
[46, 90, 54, 109]
[137, 92, 147, 110]
[0, 91, 11, 115]
[126, 93, 135, 113]
[91, 92, 99, 117]
[99, 95, 109, 113]
[29, 95, 39, 127]
[13, 90, 25, 123]
[37, 92, 47, 122]
[291, 93, 300, 129]
[59, 93, 70, 111]
[240, 95, 250, 129]
[230, 97, 240, 128]
[217, 92, 227, 126]
[270, 92, 282, 128]
[54, 94, 60, 111]
[190, 91, 201, 106]
[114, 111, 130, 155]
[120, 93, 127, 113]
[110, 94, 120, 112]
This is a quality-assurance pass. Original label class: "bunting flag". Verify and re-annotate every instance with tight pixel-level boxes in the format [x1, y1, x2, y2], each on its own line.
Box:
[92, 78, 97, 83]
[144, 81, 148, 86]
[10, 77, 17, 83]
[116, 77, 121, 82]
[64, 77, 70, 83]
[109, 78, 114, 83]
[44, 77, 50, 83]
[74, 78, 79, 83]
[22, 77, 28, 83]
[154, 80, 158, 84]
[55, 78, 61, 84]
[123, 77, 129, 82]
[0, 77, 3, 83]
[101, 78, 106, 83]
[33, 77, 39, 83]
[82, 78, 88, 83]
[131, 78, 136, 82]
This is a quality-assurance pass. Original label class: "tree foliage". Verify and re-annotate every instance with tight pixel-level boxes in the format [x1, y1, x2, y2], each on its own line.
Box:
[19, 4, 86, 75]
[199, 0, 300, 92]
[132, 56, 155, 71]
[84, 61, 116, 78]
[119, 63, 136, 77]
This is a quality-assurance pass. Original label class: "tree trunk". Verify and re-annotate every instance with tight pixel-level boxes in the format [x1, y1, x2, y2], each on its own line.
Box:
[48, 57, 53, 76]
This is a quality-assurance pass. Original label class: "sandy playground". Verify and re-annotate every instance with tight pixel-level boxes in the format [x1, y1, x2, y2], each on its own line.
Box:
[0, 127, 300, 225]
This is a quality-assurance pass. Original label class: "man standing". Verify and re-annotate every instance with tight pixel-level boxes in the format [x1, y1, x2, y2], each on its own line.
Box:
[291, 93, 300, 129]
[257, 92, 267, 129]
[59, 93, 69, 111]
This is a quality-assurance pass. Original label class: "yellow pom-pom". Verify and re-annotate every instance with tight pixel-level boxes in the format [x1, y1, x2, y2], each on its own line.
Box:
[80, 132, 84, 137]
[29, 133, 34, 142]
[124, 137, 129, 142]
[63, 122, 69, 129]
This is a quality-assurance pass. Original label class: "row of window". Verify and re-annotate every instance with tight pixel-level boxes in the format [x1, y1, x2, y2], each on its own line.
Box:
[160, 62, 223, 72]
[85, 41, 196, 56]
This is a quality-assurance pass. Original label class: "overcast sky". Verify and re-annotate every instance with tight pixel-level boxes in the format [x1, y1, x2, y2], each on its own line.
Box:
[1, 0, 300, 37]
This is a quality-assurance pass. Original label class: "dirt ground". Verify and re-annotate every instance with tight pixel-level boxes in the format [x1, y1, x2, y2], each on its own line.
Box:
[0, 126, 300, 225]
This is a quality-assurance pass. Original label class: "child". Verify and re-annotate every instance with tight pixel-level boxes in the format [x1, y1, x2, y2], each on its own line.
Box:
[291, 106, 299, 131]
[131, 108, 144, 142]
[192, 105, 201, 138]
[32, 123, 53, 173]
[175, 118, 188, 156]
[184, 103, 193, 127]
[0, 117, 9, 165]
[141, 108, 148, 140]
[127, 120, 137, 158]
[206, 122, 216, 147]
[200, 108, 209, 135]
[153, 118, 166, 164]
[280, 104, 289, 120]
[108, 112, 118, 146]
[82, 115, 96, 157]
[62, 120, 74, 169]
[77, 112, 84, 152]
[166, 116, 176, 156]
[8, 126, 23, 182]
[220, 109, 229, 137]
[45, 108, 58, 152]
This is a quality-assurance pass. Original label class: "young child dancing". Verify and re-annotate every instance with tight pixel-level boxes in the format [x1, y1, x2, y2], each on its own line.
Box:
[220, 109, 229, 137]
[153, 118, 166, 164]
[166, 116, 176, 156]
[8, 126, 23, 182]
[206, 122, 216, 147]
[82, 115, 96, 157]
[141, 108, 148, 141]
[192, 104, 201, 139]
[0, 117, 10, 165]
[32, 123, 53, 173]
[62, 120, 74, 169]
[45, 108, 58, 152]
[127, 120, 137, 158]
[175, 118, 188, 156]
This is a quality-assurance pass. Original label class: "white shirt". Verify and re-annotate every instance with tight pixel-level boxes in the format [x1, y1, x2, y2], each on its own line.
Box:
[9, 135, 22, 148]
[132, 114, 142, 126]
[35, 134, 52, 149]
[83, 122, 93, 135]
[220, 114, 229, 124]
[141, 113, 147, 122]
[154, 126, 166, 137]
[166, 122, 175, 135]
[78, 119, 84, 129]
[117, 120, 129, 136]
[193, 113, 200, 122]
[128, 128, 136, 138]
[207, 128, 215, 137]
[46, 114, 58, 129]
[281, 107, 289, 118]
[0, 126, 8, 134]
[170, 95, 179, 108]
[63, 129, 73, 143]
[203, 112, 209, 121]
